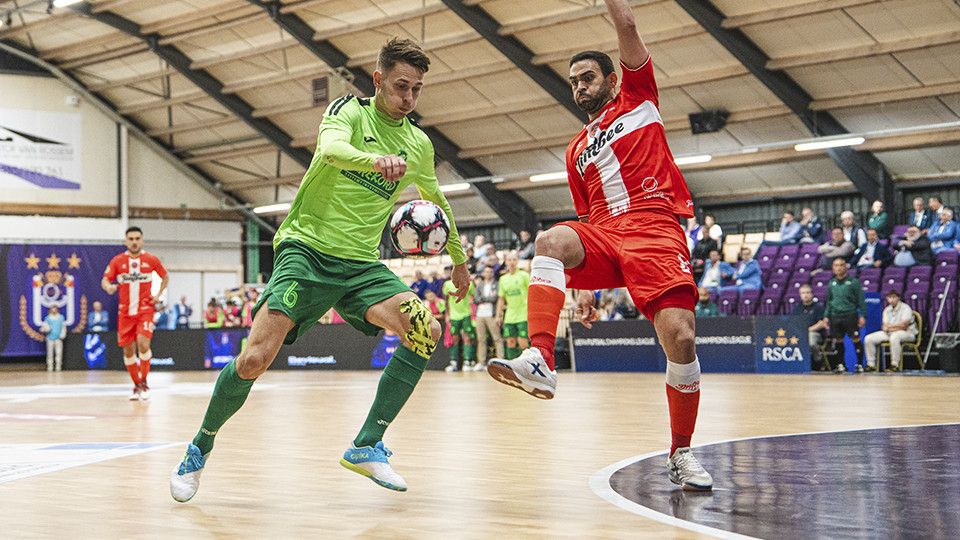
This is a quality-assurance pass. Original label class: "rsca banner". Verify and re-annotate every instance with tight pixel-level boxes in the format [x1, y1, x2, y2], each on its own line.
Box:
[754, 315, 809, 373]
[0, 244, 121, 357]
[0, 108, 82, 190]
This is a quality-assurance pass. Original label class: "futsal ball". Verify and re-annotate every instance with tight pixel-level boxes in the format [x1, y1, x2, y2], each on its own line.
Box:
[390, 200, 450, 257]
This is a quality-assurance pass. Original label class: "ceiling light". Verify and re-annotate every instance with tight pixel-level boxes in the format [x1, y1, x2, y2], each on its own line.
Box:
[53, 0, 83, 6]
[252, 202, 291, 214]
[529, 171, 566, 182]
[794, 137, 865, 152]
[674, 154, 713, 165]
[439, 182, 470, 193]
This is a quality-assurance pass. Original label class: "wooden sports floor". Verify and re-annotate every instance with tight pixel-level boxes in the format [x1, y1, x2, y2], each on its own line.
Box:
[1, 369, 957, 539]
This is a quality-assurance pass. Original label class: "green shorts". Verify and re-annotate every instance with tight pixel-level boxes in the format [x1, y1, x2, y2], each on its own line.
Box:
[253, 240, 411, 344]
[502, 321, 528, 339]
[448, 316, 476, 339]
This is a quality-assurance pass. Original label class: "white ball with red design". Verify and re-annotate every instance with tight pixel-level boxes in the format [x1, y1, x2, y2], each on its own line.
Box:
[389, 200, 450, 257]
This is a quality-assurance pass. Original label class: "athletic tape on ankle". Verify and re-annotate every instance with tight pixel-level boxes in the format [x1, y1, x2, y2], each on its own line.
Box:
[123, 355, 137, 366]
[530, 256, 566, 292]
[666, 358, 700, 393]
[138, 350, 152, 362]
[399, 298, 437, 359]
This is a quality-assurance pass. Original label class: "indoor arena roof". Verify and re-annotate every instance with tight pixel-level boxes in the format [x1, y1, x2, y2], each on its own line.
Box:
[1, 0, 959, 229]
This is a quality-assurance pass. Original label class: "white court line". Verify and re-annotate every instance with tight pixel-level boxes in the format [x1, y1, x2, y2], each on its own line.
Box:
[0, 381, 369, 403]
[0, 442, 183, 484]
[589, 422, 960, 539]
[0, 413, 96, 421]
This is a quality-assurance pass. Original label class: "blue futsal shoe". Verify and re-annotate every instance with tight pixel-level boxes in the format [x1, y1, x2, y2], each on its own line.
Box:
[340, 441, 407, 492]
[170, 444, 208, 502]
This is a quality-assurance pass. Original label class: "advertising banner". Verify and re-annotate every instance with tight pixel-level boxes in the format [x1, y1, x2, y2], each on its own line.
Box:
[570, 319, 662, 372]
[754, 315, 809, 373]
[0, 108, 82, 190]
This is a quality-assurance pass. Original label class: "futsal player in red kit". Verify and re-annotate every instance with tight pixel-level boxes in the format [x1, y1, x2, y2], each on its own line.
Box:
[487, 0, 712, 489]
[102, 227, 169, 401]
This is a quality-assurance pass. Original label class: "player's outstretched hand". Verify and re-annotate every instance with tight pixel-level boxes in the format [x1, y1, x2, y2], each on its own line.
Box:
[575, 290, 599, 328]
[374, 154, 407, 182]
[450, 263, 471, 303]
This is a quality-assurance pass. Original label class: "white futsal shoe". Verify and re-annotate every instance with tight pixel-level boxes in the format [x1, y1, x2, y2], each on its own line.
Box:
[170, 444, 208, 502]
[486, 348, 557, 400]
[668, 447, 713, 491]
[128, 386, 140, 401]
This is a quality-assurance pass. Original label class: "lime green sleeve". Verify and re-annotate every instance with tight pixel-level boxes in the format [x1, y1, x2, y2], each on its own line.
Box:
[316, 98, 379, 172]
[412, 145, 467, 265]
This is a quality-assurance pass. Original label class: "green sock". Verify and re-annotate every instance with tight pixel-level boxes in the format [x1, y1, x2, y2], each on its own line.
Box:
[507, 346, 519, 359]
[192, 359, 255, 455]
[463, 344, 476, 363]
[449, 343, 461, 364]
[354, 345, 429, 448]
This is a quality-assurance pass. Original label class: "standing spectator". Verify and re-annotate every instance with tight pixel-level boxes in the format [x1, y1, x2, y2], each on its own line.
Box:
[850, 229, 893, 268]
[409, 270, 430, 299]
[464, 245, 478, 275]
[694, 287, 720, 318]
[690, 232, 718, 280]
[515, 230, 536, 260]
[778, 211, 802, 244]
[497, 252, 530, 360]
[840, 211, 867, 247]
[473, 234, 490, 260]
[204, 299, 224, 328]
[425, 270, 443, 298]
[42, 305, 66, 372]
[823, 258, 868, 373]
[423, 288, 446, 318]
[173, 296, 192, 329]
[88, 301, 109, 332]
[799, 207, 824, 244]
[894, 225, 933, 267]
[102, 226, 168, 401]
[815, 229, 855, 273]
[698, 250, 732, 291]
[908, 197, 934, 232]
[863, 290, 918, 372]
[477, 250, 502, 277]
[927, 208, 957, 255]
[155, 302, 172, 330]
[703, 215, 723, 246]
[868, 200, 889, 239]
[792, 284, 827, 371]
[719, 247, 762, 292]
[473, 266, 504, 371]
[434, 266, 452, 298]
[684, 217, 703, 254]
[928, 196, 954, 222]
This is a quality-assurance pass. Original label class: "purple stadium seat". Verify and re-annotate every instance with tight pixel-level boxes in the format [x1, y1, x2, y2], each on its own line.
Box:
[796, 251, 817, 269]
[757, 289, 784, 316]
[882, 266, 906, 283]
[757, 246, 778, 269]
[905, 291, 929, 319]
[859, 267, 881, 282]
[792, 266, 812, 281]
[772, 257, 794, 272]
[861, 279, 880, 293]
[737, 289, 762, 316]
[780, 293, 801, 315]
[767, 275, 790, 294]
[709, 290, 718, 305]
[779, 245, 800, 260]
[718, 289, 739, 316]
[847, 268, 859, 280]
[907, 265, 932, 282]
[811, 284, 829, 303]
[936, 250, 958, 268]
[892, 225, 909, 237]
[934, 271, 957, 290]
[928, 290, 955, 333]
[812, 275, 830, 288]
[770, 265, 792, 279]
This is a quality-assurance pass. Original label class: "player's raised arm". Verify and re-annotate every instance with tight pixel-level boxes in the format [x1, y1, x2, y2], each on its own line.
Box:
[604, 0, 649, 69]
[317, 98, 407, 182]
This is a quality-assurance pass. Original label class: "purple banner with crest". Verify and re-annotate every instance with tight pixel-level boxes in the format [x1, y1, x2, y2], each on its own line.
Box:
[0, 243, 122, 357]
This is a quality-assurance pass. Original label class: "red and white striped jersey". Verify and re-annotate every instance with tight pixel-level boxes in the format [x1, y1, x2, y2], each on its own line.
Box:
[565, 57, 694, 227]
[103, 251, 167, 317]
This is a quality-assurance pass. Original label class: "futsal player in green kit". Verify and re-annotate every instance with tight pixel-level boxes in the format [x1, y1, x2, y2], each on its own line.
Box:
[498, 252, 530, 359]
[170, 37, 471, 501]
[442, 277, 475, 371]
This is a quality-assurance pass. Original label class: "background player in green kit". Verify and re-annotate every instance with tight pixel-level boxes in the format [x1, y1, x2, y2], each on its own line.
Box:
[498, 252, 530, 359]
[170, 37, 471, 502]
[443, 278, 475, 371]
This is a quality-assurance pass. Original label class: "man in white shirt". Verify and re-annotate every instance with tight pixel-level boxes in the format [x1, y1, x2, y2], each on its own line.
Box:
[863, 290, 918, 371]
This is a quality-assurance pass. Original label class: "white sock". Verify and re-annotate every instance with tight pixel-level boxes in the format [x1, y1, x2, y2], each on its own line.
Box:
[666, 357, 701, 393]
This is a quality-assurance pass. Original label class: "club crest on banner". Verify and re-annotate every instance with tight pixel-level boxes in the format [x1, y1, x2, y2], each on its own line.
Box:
[19, 251, 87, 342]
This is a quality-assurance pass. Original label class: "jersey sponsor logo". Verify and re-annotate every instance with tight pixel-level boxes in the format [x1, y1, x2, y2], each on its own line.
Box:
[574, 101, 662, 177]
[118, 272, 152, 284]
[641, 176, 659, 192]
[340, 169, 400, 199]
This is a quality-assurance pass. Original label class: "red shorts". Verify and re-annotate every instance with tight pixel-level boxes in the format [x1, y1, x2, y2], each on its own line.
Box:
[559, 211, 697, 320]
[118, 309, 155, 347]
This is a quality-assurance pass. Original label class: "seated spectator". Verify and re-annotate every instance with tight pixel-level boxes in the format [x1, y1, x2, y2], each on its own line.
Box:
[815, 229, 855, 272]
[426, 270, 443, 298]
[465, 245, 478, 275]
[779, 210, 802, 243]
[691, 233, 718, 276]
[600, 288, 638, 319]
[928, 196, 955, 223]
[476, 251, 502, 277]
[863, 290, 918, 372]
[799, 207, 824, 244]
[894, 225, 933, 267]
[473, 234, 490, 260]
[88, 301, 109, 332]
[840, 211, 867, 247]
[791, 284, 827, 370]
[515, 230, 536, 260]
[704, 214, 723, 246]
[868, 200, 889, 239]
[850, 229, 893, 268]
[720, 246, 762, 292]
[695, 287, 720, 318]
[685, 217, 703, 254]
[927, 208, 957, 254]
[907, 197, 934, 233]
[410, 270, 430, 299]
[823, 257, 867, 373]
[223, 298, 242, 327]
[204, 299, 224, 328]
[698, 250, 733, 291]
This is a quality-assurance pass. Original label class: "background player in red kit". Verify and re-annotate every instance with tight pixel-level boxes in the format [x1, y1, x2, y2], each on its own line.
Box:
[102, 226, 169, 401]
[487, 0, 712, 490]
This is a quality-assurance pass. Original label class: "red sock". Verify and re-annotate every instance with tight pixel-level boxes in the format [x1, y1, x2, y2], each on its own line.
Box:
[666, 384, 700, 456]
[139, 356, 151, 385]
[528, 285, 566, 371]
[125, 361, 141, 386]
